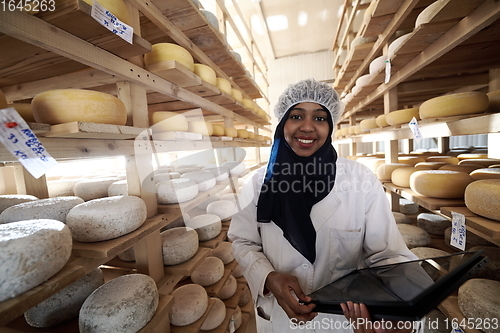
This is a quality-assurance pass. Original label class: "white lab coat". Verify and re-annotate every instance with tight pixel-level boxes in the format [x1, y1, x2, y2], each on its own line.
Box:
[228, 157, 417, 333]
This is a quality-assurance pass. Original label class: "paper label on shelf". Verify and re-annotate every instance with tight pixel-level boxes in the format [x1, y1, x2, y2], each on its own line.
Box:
[229, 318, 235, 333]
[384, 59, 391, 83]
[0, 108, 58, 179]
[91, 0, 133, 44]
[450, 212, 466, 251]
[408, 117, 423, 143]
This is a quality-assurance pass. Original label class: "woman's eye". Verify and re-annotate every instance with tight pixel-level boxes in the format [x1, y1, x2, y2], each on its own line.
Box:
[290, 114, 302, 120]
[316, 116, 327, 121]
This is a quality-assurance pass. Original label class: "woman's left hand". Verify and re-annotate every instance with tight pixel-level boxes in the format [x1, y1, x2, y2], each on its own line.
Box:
[341, 302, 414, 333]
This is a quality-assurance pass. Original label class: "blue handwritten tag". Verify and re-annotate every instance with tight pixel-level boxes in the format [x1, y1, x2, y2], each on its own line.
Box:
[408, 117, 423, 143]
[450, 211, 466, 251]
[91, 0, 133, 44]
[0, 108, 58, 179]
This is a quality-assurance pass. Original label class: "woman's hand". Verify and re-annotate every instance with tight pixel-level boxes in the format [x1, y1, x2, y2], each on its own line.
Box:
[341, 302, 414, 333]
[265, 272, 317, 322]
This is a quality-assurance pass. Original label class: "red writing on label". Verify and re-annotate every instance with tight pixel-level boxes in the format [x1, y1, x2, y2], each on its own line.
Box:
[5, 122, 18, 128]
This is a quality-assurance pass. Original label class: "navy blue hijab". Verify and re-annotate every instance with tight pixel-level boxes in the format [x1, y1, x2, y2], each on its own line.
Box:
[256, 105, 337, 264]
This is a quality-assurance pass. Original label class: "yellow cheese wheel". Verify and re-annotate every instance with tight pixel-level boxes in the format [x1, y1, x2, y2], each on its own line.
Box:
[81, 0, 131, 25]
[348, 126, 356, 135]
[360, 118, 378, 132]
[216, 78, 232, 95]
[150, 111, 188, 132]
[410, 170, 474, 198]
[459, 159, 500, 167]
[386, 108, 420, 126]
[193, 64, 216, 86]
[487, 89, 500, 112]
[224, 127, 237, 138]
[362, 158, 385, 173]
[32, 89, 127, 125]
[470, 168, 500, 180]
[414, 162, 448, 170]
[247, 131, 255, 139]
[211, 124, 225, 136]
[489, 164, 500, 168]
[376, 163, 410, 181]
[457, 153, 489, 160]
[231, 89, 243, 103]
[391, 167, 418, 188]
[398, 156, 425, 166]
[144, 43, 195, 72]
[439, 164, 483, 174]
[419, 92, 489, 119]
[0, 89, 7, 109]
[376, 114, 389, 127]
[188, 120, 213, 136]
[353, 125, 362, 135]
[8, 103, 34, 122]
[242, 98, 254, 110]
[464, 179, 500, 221]
[237, 129, 249, 139]
[426, 155, 459, 165]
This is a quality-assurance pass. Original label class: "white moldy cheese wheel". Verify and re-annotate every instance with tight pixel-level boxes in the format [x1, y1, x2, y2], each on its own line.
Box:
[210, 241, 234, 265]
[397, 224, 431, 249]
[201, 297, 226, 331]
[399, 198, 419, 214]
[150, 111, 189, 132]
[470, 168, 500, 180]
[388, 33, 412, 58]
[144, 43, 195, 72]
[193, 63, 217, 86]
[411, 247, 450, 259]
[212, 124, 225, 136]
[218, 275, 237, 300]
[48, 179, 81, 197]
[207, 200, 238, 221]
[410, 170, 473, 198]
[458, 279, 500, 333]
[185, 214, 222, 241]
[419, 91, 489, 119]
[66, 196, 147, 242]
[393, 212, 411, 224]
[386, 108, 420, 126]
[197, 194, 221, 210]
[369, 55, 388, 76]
[156, 178, 199, 204]
[170, 284, 208, 326]
[107, 180, 128, 196]
[161, 227, 199, 265]
[465, 179, 500, 221]
[25, 268, 104, 328]
[416, 213, 451, 235]
[203, 166, 229, 182]
[426, 155, 459, 165]
[0, 196, 84, 224]
[181, 171, 216, 191]
[0, 219, 72, 302]
[376, 163, 409, 181]
[74, 177, 117, 201]
[415, 0, 447, 28]
[191, 256, 225, 286]
[239, 285, 251, 306]
[79, 274, 158, 333]
[0, 194, 38, 213]
[224, 161, 246, 175]
[224, 127, 238, 137]
[32, 89, 127, 125]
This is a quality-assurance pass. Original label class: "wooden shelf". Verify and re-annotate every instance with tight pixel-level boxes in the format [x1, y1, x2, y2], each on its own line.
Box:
[35, 122, 147, 140]
[199, 230, 229, 249]
[438, 296, 484, 333]
[163, 247, 211, 276]
[158, 183, 229, 214]
[383, 183, 465, 211]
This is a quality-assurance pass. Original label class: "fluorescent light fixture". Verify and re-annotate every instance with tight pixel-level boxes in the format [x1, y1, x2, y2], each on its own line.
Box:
[266, 15, 288, 31]
[298, 11, 308, 26]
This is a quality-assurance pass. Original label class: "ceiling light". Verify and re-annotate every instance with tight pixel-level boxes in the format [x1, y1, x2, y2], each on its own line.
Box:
[298, 11, 308, 26]
[266, 15, 288, 32]
[251, 15, 264, 35]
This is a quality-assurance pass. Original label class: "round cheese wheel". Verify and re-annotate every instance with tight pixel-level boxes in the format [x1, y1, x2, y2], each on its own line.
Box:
[170, 284, 208, 326]
[350, 35, 377, 49]
[74, 178, 117, 201]
[188, 120, 213, 136]
[415, 0, 447, 28]
[200, 9, 219, 29]
[419, 91, 489, 119]
[397, 156, 425, 166]
[150, 111, 189, 132]
[360, 118, 378, 132]
[191, 256, 225, 286]
[0, 194, 38, 213]
[397, 224, 431, 249]
[414, 162, 448, 170]
[218, 275, 237, 300]
[465, 179, 500, 221]
[224, 127, 238, 137]
[487, 89, 500, 112]
[210, 241, 234, 265]
[237, 129, 249, 138]
[118, 247, 135, 262]
[144, 43, 195, 72]
[426, 155, 459, 165]
[385, 108, 420, 125]
[0, 196, 84, 224]
[232, 264, 243, 278]
[232, 306, 242, 330]
[193, 64, 217, 85]
[202, 166, 229, 182]
[156, 178, 199, 204]
[201, 298, 226, 331]
[355, 74, 373, 88]
[459, 158, 500, 167]
[363, 158, 385, 173]
[242, 98, 254, 110]
[79, 274, 158, 333]
[376, 114, 389, 127]
[416, 213, 451, 235]
[351, 85, 362, 96]
[369, 55, 388, 76]
[0, 219, 72, 302]
[231, 88, 243, 103]
[8, 103, 35, 122]
[220, 193, 237, 204]
[376, 163, 410, 181]
[410, 170, 473, 198]
[470, 168, 500, 180]
[393, 212, 411, 224]
[161, 227, 199, 265]
[81, 0, 131, 25]
[468, 246, 500, 281]
[216, 77, 232, 95]
[388, 33, 412, 58]
[25, 268, 104, 328]
[224, 161, 246, 175]
[399, 198, 419, 214]
[181, 171, 216, 191]
[239, 285, 251, 306]
[458, 279, 500, 333]
[207, 200, 238, 221]
[457, 153, 489, 160]
[32, 89, 127, 125]
[185, 214, 222, 241]
[439, 164, 483, 173]
[107, 180, 128, 196]
[48, 179, 80, 197]
[67, 196, 147, 242]
[411, 247, 450, 260]
[212, 124, 225, 136]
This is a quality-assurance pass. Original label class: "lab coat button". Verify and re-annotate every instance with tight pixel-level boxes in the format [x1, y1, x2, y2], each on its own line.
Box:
[302, 264, 309, 269]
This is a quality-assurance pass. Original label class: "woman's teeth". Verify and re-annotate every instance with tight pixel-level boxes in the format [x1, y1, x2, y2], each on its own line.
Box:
[297, 138, 313, 144]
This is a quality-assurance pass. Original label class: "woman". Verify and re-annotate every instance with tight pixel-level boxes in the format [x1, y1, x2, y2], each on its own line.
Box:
[228, 78, 417, 332]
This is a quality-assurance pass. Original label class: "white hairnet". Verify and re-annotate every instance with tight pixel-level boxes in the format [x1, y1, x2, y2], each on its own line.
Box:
[274, 78, 344, 125]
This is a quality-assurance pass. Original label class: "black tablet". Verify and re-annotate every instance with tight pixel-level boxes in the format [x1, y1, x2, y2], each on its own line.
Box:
[307, 251, 488, 321]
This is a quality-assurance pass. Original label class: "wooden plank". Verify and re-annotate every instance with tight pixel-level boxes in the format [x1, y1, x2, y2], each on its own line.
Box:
[199, 230, 229, 249]
[170, 297, 216, 333]
[163, 247, 211, 276]
[158, 274, 185, 297]
[36, 122, 146, 139]
[158, 183, 229, 214]
[235, 312, 251, 333]
[383, 183, 465, 210]
[440, 206, 476, 218]
[185, 81, 221, 98]
[147, 60, 202, 88]
[152, 131, 203, 141]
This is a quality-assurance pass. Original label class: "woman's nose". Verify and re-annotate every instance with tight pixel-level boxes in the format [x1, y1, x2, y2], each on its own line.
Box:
[300, 118, 314, 132]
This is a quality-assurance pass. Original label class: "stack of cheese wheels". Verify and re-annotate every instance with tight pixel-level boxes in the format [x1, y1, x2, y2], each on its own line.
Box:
[79, 274, 158, 333]
[398, 156, 425, 166]
[212, 124, 225, 136]
[8, 103, 35, 122]
[231, 88, 243, 103]
[376, 163, 410, 181]
[81, 0, 131, 24]
[426, 155, 459, 164]
[0, 219, 72, 302]
[470, 168, 500, 180]
[391, 167, 419, 187]
[237, 129, 249, 138]
[193, 63, 217, 85]
[415, 161, 447, 170]
[0, 194, 38, 213]
[161, 227, 199, 265]
[487, 89, 500, 112]
[459, 158, 500, 167]
[410, 170, 474, 198]
[181, 171, 216, 191]
[224, 126, 238, 137]
[419, 91, 489, 119]
[216, 77, 232, 95]
[31, 89, 127, 125]
[439, 164, 483, 173]
[414, 0, 447, 28]
[66, 196, 147, 242]
[376, 114, 389, 127]
[144, 43, 195, 72]
[150, 111, 189, 132]
[465, 179, 500, 221]
[191, 256, 225, 286]
[458, 279, 500, 333]
[201, 298, 226, 330]
[74, 178, 117, 201]
[170, 284, 208, 326]
[188, 120, 213, 136]
[360, 118, 378, 132]
[385, 108, 420, 126]
[185, 213, 222, 241]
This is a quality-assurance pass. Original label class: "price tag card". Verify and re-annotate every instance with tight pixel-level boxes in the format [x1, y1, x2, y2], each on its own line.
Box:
[450, 211, 466, 251]
[408, 117, 423, 143]
[384, 59, 391, 83]
[91, 0, 133, 44]
[0, 108, 58, 179]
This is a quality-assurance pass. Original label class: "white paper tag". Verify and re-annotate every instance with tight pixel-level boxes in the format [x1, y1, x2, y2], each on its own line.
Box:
[91, 0, 133, 44]
[0, 108, 58, 179]
[384, 59, 391, 83]
[450, 212, 466, 251]
[229, 318, 235, 333]
[408, 117, 423, 143]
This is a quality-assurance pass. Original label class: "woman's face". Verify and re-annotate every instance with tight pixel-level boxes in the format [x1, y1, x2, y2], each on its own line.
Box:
[283, 102, 330, 157]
